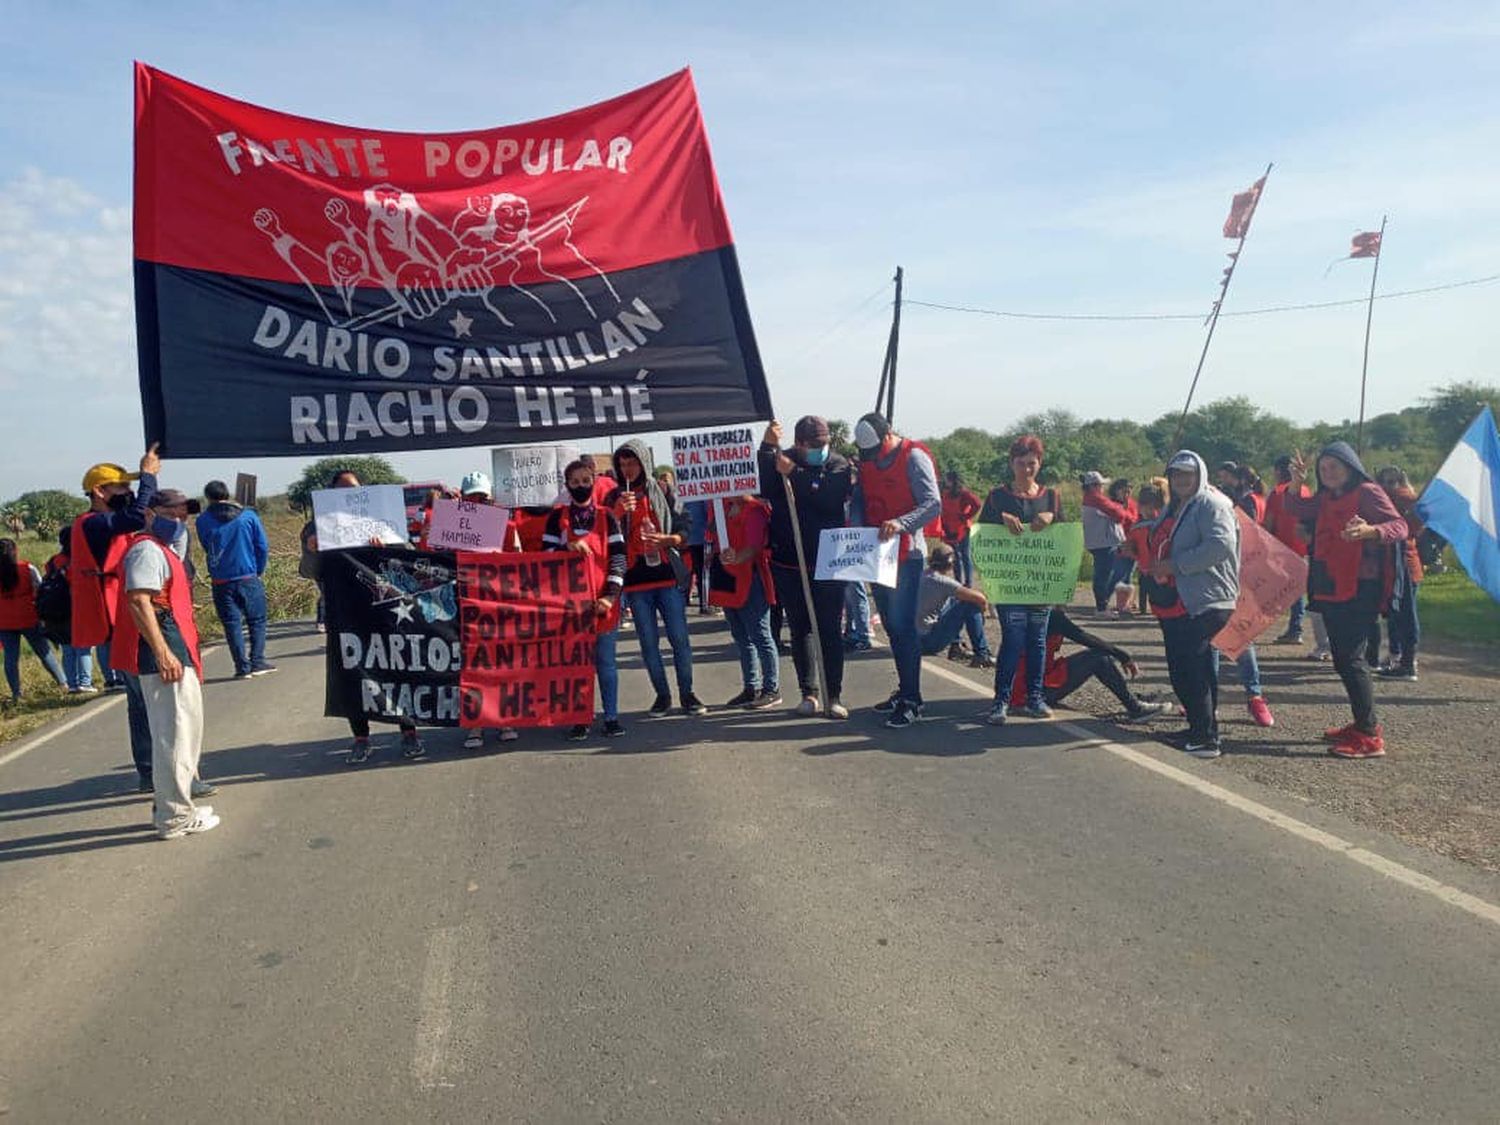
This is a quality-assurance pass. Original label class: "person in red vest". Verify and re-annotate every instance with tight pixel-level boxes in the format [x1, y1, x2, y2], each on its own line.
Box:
[1282, 442, 1408, 759]
[939, 470, 982, 587]
[1007, 607, 1170, 721]
[115, 506, 220, 838]
[1263, 455, 1312, 645]
[451, 471, 523, 750]
[545, 459, 627, 740]
[1373, 466, 1424, 681]
[72, 447, 160, 792]
[707, 492, 781, 710]
[0, 538, 68, 700]
[853, 411, 942, 730]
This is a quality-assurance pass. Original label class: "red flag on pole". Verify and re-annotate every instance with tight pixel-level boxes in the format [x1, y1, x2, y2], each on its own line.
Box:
[1222, 176, 1266, 239]
[1349, 230, 1383, 258]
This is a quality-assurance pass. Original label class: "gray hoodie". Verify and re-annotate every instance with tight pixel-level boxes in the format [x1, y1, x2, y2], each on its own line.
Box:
[1164, 450, 1241, 615]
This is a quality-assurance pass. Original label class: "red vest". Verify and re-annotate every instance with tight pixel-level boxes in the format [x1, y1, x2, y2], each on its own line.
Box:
[706, 499, 777, 611]
[68, 514, 131, 647]
[1308, 488, 1392, 610]
[1133, 517, 1187, 621]
[1243, 492, 1268, 524]
[508, 508, 552, 553]
[1010, 634, 1068, 708]
[554, 504, 621, 632]
[1265, 483, 1310, 557]
[108, 534, 202, 677]
[0, 566, 39, 630]
[861, 439, 932, 561]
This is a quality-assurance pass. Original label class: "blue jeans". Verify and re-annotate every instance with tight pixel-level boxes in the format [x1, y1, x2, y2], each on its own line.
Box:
[96, 640, 124, 688]
[1107, 552, 1136, 591]
[1, 626, 66, 698]
[723, 572, 779, 694]
[626, 584, 695, 699]
[1285, 595, 1306, 638]
[843, 580, 871, 644]
[64, 644, 94, 690]
[952, 537, 974, 587]
[595, 622, 620, 721]
[121, 671, 154, 781]
[1388, 576, 1420, 663]
[871, 557, 925, 704]
[1212, 644, 1262, 697]
[919, 599, 991, 658]
[995, 605, 1051, 707]
[213, 576, 269, 674]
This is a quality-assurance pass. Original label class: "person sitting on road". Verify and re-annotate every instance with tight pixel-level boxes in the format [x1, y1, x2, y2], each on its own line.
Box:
[916, 543, 993, 668]
[457, 471, 520, 751]
[1008, 607, 1170, 722]
[707, 492, 781, 710]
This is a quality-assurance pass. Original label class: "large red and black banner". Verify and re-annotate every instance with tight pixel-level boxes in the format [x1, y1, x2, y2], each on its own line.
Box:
[134, 65, 770, 456]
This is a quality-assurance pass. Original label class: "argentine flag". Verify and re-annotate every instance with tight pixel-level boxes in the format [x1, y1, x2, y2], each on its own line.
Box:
[1415, 407, 1500, 604]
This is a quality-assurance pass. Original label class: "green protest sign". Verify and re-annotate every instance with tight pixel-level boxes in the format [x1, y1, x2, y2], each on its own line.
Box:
[968, 522, 1085, 605]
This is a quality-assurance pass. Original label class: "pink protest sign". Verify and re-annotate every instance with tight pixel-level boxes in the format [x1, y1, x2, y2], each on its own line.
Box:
[1213, 508, 1308, 660]
[427, 499, 510, 552]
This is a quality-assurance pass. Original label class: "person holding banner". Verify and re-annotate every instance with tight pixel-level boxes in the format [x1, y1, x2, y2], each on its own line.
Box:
[853, 413, 942, 730]
[759, 417, 853, 719]
[608, 441, 706, 717]
[707, 493, 781, 709]
[1142, 451, 1241, 759]
[546, 460, 627, 739]
[1283, 443, 1408, 759]
[976, 436, 1062, 726]
[455, 472, 521, 750]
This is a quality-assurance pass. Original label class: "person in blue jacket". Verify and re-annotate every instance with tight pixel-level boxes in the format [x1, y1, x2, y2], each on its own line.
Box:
[196, 480, 274, 679]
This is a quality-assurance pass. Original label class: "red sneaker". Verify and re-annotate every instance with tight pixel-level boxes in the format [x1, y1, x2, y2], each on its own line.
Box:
[1247, 696, 1275, 728]
[1329, 726, 1386, 759]
[1322, 722, 1357, 743]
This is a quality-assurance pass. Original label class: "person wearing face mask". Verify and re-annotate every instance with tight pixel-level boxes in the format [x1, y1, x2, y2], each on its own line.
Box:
[71, 447, 161, 793]
[851, 412, 942, 730]
[197, 480, 272, 680]
[758, 415, 854, 719]
[115, 493, 220, 838]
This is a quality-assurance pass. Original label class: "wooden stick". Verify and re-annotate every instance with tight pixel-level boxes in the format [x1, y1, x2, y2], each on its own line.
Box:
[781, 473, 829, 714]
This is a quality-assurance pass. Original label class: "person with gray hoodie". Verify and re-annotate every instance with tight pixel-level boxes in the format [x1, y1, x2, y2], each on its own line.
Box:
[1142, 450, 1241, 759]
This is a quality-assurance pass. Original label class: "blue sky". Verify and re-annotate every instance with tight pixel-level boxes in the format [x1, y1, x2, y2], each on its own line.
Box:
[3, 1, 1498, 496]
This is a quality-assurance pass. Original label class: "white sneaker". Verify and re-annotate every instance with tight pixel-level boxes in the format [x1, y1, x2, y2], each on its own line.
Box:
[463, 731, 484, 750]
[498, 728, 519, 742]
[158, 808, 220, 840]
[795, 695, 819, 717]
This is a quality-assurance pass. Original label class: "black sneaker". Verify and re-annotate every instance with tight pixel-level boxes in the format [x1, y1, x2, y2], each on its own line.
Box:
[568, 724, 589, 741]
[401, 732, 426, 760]
[1376, 663, 1418, 682]
[682, 693, 708, 716]
[250, 664, 278, 677]
[137, 775, 154, 794]
[1272, 631, 1304, 645]
[725, 688, 757, 708]
[1126, 700, 1171, 720]
[233, 670, 254, 681]
[873, 692, 902, 714]
[1185, 738, 1222, 760]
[347, 737, 372, 765]
[884, 701, 919, 729]
[970, 653, 995, 669]
[747, 689, 782, 710]
[946, 642, 967, 662]
[648, 694, 672, 717]
[603, 719, 626, 738]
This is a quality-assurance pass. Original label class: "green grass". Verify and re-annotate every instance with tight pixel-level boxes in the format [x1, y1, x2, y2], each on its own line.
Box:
[1419, 564, 1500, 648]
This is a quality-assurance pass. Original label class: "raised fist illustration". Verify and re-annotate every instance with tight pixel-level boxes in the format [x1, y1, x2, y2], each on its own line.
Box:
[253, 208, 284, 239]
[395, 261, 447, 318]
[445, 248, 490, 296]
[324, 197, 351, 226]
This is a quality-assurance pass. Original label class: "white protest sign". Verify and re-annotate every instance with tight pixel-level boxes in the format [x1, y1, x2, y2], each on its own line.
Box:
[491, 444, 579, 507]
[312, 485, 407, 551]
[814, 527, 900, 587]
[670, 426, 760, 501]
[426, 499, 510, 552]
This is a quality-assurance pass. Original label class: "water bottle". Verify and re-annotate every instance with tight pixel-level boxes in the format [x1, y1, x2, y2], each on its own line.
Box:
[639, 510, 662, 568]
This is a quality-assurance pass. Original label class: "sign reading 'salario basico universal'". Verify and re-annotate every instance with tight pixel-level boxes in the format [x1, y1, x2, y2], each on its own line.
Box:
[133, 64, 771, 457]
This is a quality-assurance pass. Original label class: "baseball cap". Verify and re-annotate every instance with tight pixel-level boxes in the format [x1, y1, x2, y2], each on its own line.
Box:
[152, 488, 202, 515]
[460, 471, 492, 498]
[81, 463, 140, 494]
[1080, 471, 1105, 487]
[794, 415, 831, 444]
[1167, 452, 1200, 474]
[854, 412, 892, 452]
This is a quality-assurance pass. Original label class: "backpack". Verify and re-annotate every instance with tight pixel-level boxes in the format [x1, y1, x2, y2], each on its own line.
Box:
[35, 566, 72, 646]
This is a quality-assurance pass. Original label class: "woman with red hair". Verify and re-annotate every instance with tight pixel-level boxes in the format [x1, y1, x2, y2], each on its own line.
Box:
[976, 435, 1062, 725]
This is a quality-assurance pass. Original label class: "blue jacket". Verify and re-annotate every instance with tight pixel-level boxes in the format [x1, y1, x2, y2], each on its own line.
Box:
[196, 502, 269, 581]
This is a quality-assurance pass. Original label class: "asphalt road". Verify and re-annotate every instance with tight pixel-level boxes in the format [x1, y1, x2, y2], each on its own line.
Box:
[2, 618, 1499, 1122]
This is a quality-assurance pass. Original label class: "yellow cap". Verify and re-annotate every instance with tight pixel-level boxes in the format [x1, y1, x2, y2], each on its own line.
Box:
[81, 463, 140, 494]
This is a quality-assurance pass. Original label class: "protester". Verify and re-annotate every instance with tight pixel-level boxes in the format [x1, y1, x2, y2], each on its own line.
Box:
[581, 454, 615, 507]
[196, 480, 274, 679]
[1264, 455, 1312, 645]
[1008, 607, 1170, 720]
[1081, 470, 1131, 614]
[0, 538, 68, 701]
[44, 531, 97, 693]
[759, 416, 854, 719]
[940, 471, 983, 586]
[1142, 451, 1241, 759]
[853, 412, 941, 729]
[977, 435, 1062, 725]
[545, 460, 627, 740]
[1374, 466, 1423, 681]
[1234, 465, 1268, 523]
[72, 449, 159, 790]
[608, 440, 705, 716]
[1219, 471, 1276, 729]
[682, 499, 714, 613]
[457, 471, 520, 749]
[707, 492, 781, 709]
[1282, 444, 1409, 759]
[1104, 477, 1140, 614]
[115, 507, 220, 838]
[916, 544, 993, 667]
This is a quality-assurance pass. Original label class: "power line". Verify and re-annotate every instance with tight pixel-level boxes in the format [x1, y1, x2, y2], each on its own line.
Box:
[905, 272, 1500, 324]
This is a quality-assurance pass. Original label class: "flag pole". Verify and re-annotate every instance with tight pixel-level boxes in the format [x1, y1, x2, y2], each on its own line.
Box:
[1172, 163, 1272, 450]
[873, 266, 903, 422]
[1356, 214, 1388, 456]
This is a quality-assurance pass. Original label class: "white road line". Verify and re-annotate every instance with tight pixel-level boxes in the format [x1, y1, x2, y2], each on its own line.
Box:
[412, 926, 460, 1091]
[0, 695, 124, 768]
[920, 658, 1500, 930]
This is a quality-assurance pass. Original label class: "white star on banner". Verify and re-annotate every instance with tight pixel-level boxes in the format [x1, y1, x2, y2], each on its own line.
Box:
[449, 310, 473, 339]
[392, 600, 415, 623]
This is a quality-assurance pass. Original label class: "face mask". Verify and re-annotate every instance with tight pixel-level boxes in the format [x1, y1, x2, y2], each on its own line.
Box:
[108, 491, 133, 512]
[568, 484, 594, 504]
[803, 446, 828, 467]
[151, 515, 183, 544]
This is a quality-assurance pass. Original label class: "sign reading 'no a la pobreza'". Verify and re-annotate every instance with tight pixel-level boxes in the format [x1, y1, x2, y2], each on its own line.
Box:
[969, 522, 1085, 604]
[670, 426, 760, 500]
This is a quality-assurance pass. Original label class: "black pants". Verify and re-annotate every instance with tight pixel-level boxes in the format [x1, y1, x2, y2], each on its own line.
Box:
[1159, 608, 1233, 741]
[1046, 650, 1137, 711]
[772, 567, 845, 700]
[1322, 600, 1380, 733]
[348, 716, 416, 738]
[1089, 548, 1115, 611]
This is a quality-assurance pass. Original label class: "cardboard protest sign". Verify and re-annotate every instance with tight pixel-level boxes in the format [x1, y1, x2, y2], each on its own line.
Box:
[322, 548, 462, 727]
[670, 426, 760, 500]
[491, 445, 578, 507]
[427, 499, 509, 551]
[969, 522, 1085, 604]
[1213, 508, 1309, 659]
[312, 484, 407, 550]
[457, 551, 596, 728]
[133, 65, 771, 457]
[813, 527, 900, 587]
